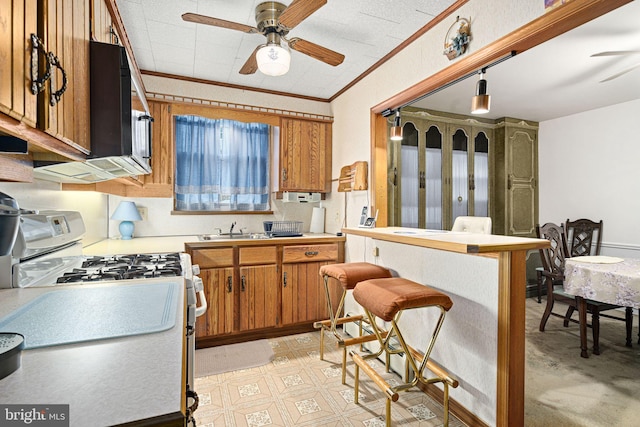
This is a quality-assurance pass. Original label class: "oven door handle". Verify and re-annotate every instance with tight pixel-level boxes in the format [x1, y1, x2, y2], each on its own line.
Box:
[194, 276, 207, 317]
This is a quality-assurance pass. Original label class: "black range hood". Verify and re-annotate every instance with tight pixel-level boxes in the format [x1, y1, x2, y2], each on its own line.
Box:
[33, 41, 152, 183]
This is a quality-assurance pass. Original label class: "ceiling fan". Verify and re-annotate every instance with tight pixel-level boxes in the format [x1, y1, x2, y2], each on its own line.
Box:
[591, 50, 640, 82]
[182, 0, 345, 77]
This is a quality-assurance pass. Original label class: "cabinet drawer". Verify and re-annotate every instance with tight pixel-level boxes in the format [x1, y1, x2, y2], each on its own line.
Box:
[239, 246, 277, 265]
[283, 243, 338, 263]
[192, 248, 234, 268]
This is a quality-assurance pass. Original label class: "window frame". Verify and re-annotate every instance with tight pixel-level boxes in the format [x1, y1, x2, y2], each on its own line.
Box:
[170, 104, 281, 214]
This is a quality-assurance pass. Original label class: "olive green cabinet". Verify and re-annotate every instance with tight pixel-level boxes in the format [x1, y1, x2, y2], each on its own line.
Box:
[388, 108, 538, 236]
[388, 108, 493, 230]
[493, 118, 539, 237]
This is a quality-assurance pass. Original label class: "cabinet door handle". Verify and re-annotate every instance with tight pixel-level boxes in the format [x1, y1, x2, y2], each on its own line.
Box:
[282, 168, 288, 182]
[227, 275, 232, 293]
[47, 51, 67, 106]
[241, 275, 246, 292]
[508, 174, 513, 190]
[304, 251, 319, 257]
[283, 272, 287, 288]
[30, 34, 51, 95]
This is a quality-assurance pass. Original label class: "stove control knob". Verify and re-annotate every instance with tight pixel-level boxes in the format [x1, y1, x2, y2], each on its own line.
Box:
[192, 264, 201, 275]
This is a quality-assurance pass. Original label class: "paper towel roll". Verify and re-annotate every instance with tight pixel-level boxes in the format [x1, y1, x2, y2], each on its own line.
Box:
[310, 207, 325, 233]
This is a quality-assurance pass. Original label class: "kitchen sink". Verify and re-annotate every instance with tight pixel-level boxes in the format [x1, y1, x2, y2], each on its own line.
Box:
[198, 233, 248, 241]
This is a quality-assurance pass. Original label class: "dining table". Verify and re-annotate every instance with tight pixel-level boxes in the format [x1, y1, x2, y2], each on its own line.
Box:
[563, 256, 640, 357]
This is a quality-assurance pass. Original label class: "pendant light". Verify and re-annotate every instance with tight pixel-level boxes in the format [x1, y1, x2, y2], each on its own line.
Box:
[256, 33, 291, 77]
[390, 110, 403, 141]
[471, 69, 491, 114]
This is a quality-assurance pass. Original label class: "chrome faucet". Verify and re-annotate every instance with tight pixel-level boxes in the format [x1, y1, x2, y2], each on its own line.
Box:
[230, 221, 236, 235]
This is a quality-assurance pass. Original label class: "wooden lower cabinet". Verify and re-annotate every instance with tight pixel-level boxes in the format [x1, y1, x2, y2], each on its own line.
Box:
[196, 267, 234, 337]
[281, 261, 329, 325]
[187, 238, 344, 347]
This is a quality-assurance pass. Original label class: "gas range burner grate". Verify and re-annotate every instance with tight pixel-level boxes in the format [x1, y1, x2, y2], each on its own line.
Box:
[57, 253, 184, 283]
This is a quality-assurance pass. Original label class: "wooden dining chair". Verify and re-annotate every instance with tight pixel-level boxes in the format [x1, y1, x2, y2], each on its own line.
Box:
[565, 218, 603, 257]
[536, 222, 632, 354]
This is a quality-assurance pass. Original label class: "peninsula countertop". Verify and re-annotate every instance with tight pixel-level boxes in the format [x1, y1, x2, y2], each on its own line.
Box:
[342, 226, 549, 253]
[0, 279, 186, 426]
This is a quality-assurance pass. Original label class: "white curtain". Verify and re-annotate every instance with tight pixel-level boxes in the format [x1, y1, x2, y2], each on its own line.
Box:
[425, 147, 442, 229]
[451, 150, 468, 221]
[474, 152, 489, 217]
[401, 145, 418, 228]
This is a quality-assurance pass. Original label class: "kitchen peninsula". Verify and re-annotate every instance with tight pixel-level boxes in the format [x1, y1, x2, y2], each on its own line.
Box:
[342, 227, 549, 427]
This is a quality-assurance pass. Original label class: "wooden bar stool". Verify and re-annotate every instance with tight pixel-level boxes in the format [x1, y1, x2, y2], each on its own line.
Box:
[314, 262, 392, 383]
[350, 277, 456, 427]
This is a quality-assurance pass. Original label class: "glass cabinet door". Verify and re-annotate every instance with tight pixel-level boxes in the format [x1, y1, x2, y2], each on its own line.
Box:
[450, 127, 469, 226]
[400, 122, 419, 227]
[473, 131, 489, 217]
[425, 125, 443, 229]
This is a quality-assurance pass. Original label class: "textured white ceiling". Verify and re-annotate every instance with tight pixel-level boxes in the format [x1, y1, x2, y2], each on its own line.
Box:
[116, 0, 457, 100]
[116, 0, 640, 121]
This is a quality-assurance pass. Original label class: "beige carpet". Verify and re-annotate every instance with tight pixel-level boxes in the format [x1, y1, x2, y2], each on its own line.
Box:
[195, 339, 275, 377]
[524, 297, 640, 426]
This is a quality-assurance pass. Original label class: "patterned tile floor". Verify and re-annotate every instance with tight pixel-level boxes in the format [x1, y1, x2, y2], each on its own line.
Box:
[194, 331, 463, 426]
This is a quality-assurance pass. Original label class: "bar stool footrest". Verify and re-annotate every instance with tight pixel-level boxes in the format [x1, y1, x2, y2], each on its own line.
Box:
[351, 351, 399, 402]
[313, 314, 365, 329]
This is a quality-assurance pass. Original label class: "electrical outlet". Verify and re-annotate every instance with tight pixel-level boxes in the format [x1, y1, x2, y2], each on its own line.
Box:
[137, 206, 148, 221]
[372, 247, 379, 257]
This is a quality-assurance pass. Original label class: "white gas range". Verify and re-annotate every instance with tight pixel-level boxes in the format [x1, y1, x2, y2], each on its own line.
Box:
[0, 210, 206, 425]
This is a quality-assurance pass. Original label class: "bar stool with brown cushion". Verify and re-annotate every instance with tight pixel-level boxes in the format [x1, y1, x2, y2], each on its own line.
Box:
[350, 277, 457, 427]
[315, 262, 392, 383]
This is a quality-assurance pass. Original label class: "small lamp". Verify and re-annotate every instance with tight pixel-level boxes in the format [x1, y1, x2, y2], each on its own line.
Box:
[390, 110, 403, 141]
[471, 69, 491, 114]
[256, 33, 291, 76]
[111, 201, 142, 240]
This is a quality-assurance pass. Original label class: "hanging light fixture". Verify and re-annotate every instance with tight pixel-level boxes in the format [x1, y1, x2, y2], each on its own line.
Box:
[256, 33, 291, 76]
[390, 110, 403, 141]
[471, 68, 491, 114]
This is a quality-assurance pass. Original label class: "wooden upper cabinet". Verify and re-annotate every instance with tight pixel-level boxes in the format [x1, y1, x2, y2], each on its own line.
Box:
[91, 0, 113, 44]
[37, 0, 91, 152]
[0, 0, 38, 127]
[279, 118, 332, 193]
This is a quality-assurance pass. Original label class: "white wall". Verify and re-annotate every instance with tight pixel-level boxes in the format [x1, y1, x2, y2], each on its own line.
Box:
[538, 98, 640, 257]
[0, 181, 108, 246]
[106, 195, 321, 238]
[325, 0, 543, 241]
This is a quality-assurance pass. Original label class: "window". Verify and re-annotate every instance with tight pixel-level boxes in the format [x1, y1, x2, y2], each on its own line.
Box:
[174, 115, 274, 212]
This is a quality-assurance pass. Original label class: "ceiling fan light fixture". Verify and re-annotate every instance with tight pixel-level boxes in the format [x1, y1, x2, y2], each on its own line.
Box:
[471, 70, 491, 114]
[256, 43, 291, 76]
[390, 110, 403, 141]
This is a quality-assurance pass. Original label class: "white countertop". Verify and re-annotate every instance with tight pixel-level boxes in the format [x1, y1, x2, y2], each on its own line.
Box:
[0, 278, 186, 426]
[84, 233, 343, 255]
[83, 235, 201, 256]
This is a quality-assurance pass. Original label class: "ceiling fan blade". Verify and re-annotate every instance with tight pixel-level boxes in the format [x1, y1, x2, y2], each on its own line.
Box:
[182, 13, 259, 34]
[279, 0, 327, 29]
[289, 37, 344, 66]
[239, 46, 261, 75]
[591, 50, 640, 57]
[600, 63, 640, 82]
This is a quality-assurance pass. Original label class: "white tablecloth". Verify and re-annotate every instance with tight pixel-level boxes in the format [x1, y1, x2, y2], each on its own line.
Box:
[564, 257, 640, 309]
